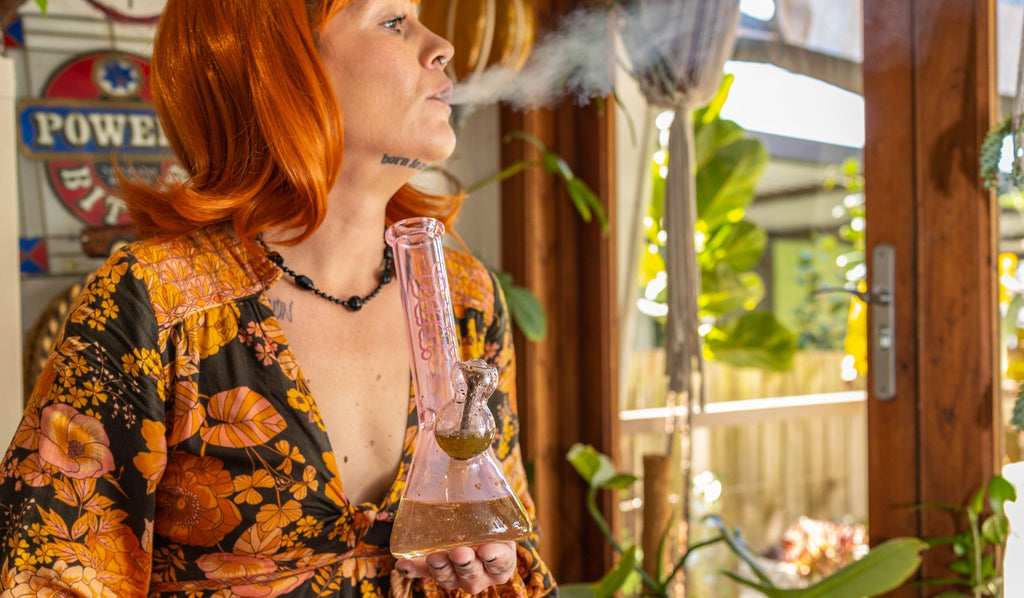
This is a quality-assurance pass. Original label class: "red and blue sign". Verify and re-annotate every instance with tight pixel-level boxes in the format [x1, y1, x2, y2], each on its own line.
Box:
[17, 51, 179, 227]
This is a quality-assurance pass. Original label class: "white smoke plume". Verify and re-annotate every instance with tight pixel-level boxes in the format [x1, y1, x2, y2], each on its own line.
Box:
[450, 3, 733, 111]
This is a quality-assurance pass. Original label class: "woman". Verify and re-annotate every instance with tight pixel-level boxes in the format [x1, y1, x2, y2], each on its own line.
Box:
[0, 1, 556, 596]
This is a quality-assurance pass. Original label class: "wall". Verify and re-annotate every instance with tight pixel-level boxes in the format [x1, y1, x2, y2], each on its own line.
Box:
[0, 55, 24, 447]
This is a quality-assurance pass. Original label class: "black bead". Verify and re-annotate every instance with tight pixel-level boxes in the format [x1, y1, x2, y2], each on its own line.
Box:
[346, 296, 363, 310]
[380, 270, 393, 284]
[294, 274, 316, 291]
[267, 252, 284, 266]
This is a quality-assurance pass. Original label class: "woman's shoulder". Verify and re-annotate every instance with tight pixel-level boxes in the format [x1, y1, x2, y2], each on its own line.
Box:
[94, 223, 277, 322]
[443, 246, 497, 320]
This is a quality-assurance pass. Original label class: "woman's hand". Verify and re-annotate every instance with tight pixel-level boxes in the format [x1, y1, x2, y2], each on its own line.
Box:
[396, 542, 517, 594]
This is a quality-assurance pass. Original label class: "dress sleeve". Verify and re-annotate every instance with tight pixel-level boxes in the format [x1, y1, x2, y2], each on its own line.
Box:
[479, 270, 557, 598]
[0, 249, 167, 596]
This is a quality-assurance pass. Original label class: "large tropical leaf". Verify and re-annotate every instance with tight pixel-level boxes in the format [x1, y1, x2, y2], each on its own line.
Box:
[697, 138, 769, 232]
[700, 267, 765, 316]
[694, 114, 747, 171]
[704, 312, 796, 371]
[700, 220, 767, 273]
[723, 538, 926, 598]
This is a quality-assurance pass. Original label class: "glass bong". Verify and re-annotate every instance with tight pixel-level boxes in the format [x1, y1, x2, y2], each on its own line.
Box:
[385, 217, 532, 559]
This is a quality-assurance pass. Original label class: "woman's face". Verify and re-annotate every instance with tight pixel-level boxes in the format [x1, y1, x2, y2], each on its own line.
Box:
[318, 0, 456, 173]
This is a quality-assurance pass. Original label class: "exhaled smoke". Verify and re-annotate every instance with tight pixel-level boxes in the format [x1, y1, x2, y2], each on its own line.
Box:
[451, 3, 735, 111]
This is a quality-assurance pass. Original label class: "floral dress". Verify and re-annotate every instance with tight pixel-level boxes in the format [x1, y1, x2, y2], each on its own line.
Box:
[0, 223, 556, 598]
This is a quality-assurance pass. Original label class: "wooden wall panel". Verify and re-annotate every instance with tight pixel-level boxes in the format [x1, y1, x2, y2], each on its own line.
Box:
[498, 2, 618, 582]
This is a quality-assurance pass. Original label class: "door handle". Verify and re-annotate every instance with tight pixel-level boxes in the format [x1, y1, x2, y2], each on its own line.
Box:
[870, 243, 896, 400]
[809, 243, 896, 400]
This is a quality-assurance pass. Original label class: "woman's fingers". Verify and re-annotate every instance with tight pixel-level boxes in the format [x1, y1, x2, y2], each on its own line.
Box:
[477, 542, 516, 581]
[396, 543, 517, 593]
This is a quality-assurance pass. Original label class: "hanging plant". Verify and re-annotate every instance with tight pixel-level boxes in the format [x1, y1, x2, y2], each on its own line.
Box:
[640, 75, 796, 372]
[981, 115, 1024, 192]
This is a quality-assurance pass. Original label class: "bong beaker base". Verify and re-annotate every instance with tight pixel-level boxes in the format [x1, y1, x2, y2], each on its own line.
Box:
[391, 495, 532, 559]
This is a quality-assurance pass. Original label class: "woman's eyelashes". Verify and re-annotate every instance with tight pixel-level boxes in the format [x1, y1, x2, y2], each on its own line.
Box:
[383, 15, 407, 33]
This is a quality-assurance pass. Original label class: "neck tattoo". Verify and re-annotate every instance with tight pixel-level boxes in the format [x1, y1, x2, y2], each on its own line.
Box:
[256, 236, 394, 312]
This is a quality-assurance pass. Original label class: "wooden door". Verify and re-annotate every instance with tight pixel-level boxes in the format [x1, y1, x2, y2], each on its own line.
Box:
[863, 0, 1001, 595]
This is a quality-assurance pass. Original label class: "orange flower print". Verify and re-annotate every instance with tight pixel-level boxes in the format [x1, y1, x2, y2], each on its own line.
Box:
[187, 303, 240, 359]
[360, 578, 383, 598]
[196, 552, 276, 580]
[37, 404, 114, 479]
[255, 499, 302, 532]
[16, 454, 53, 487]
[167, 379, 205, 446]
[133, 419, 168, 494]
[289, 465, 319, 500]
[233, 470, 276, 505]
[286, 389, 323, 432]
[155, 453, 241, 546]
[321, 452, 347, 508]
[196, 554, 314, 598]
[78, 526, 150, 596]
[200, 387, 286, 448]
[4, 560, 116, 597]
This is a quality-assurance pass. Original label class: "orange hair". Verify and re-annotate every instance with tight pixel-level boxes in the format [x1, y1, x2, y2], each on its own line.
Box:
[120, 0, 464, 246]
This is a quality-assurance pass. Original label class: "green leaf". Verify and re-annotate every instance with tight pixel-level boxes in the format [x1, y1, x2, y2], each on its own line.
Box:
[604, 473, 639, 491]
[724, 538, 926, 598]
[1012, 385, 1024, 431]
[980, 513, 1008, 544]
[557, 584, 597, 598]
[703, 515, 776, 586]
[988, 474, 1017, 512]
[694, 117, 747, 172]
[700, 266, 765, 316]
[593, 545, 639, 598]
[980, 116, 1012, 189]
[695, 73, 734, 124]
[701, 220, 767, 273]
[566, 444, 617, 489]
[696, 138, 769, 232]
[543, 153, 574, 181]
[35, 0, 48, 12]
[493, 271, 547, 341]
[969, 485, 986, 516]
[704, 312, 797, 371]
[503, 130, 549, 154]
[498, 130, 608, 232]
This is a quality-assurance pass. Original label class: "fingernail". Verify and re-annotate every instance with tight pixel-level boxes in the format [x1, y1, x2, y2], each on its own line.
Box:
[399, 568, 410, 576]
[455, 561, 472, 568]
[430, 563, 449, 570]
[485, 556, 498, 563]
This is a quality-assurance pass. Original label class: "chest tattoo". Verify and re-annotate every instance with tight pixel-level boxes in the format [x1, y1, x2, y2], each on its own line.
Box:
[270, 298, 294, 322]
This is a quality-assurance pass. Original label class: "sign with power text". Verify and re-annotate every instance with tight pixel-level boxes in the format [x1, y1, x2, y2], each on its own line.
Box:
[18, 51, 178, 227]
